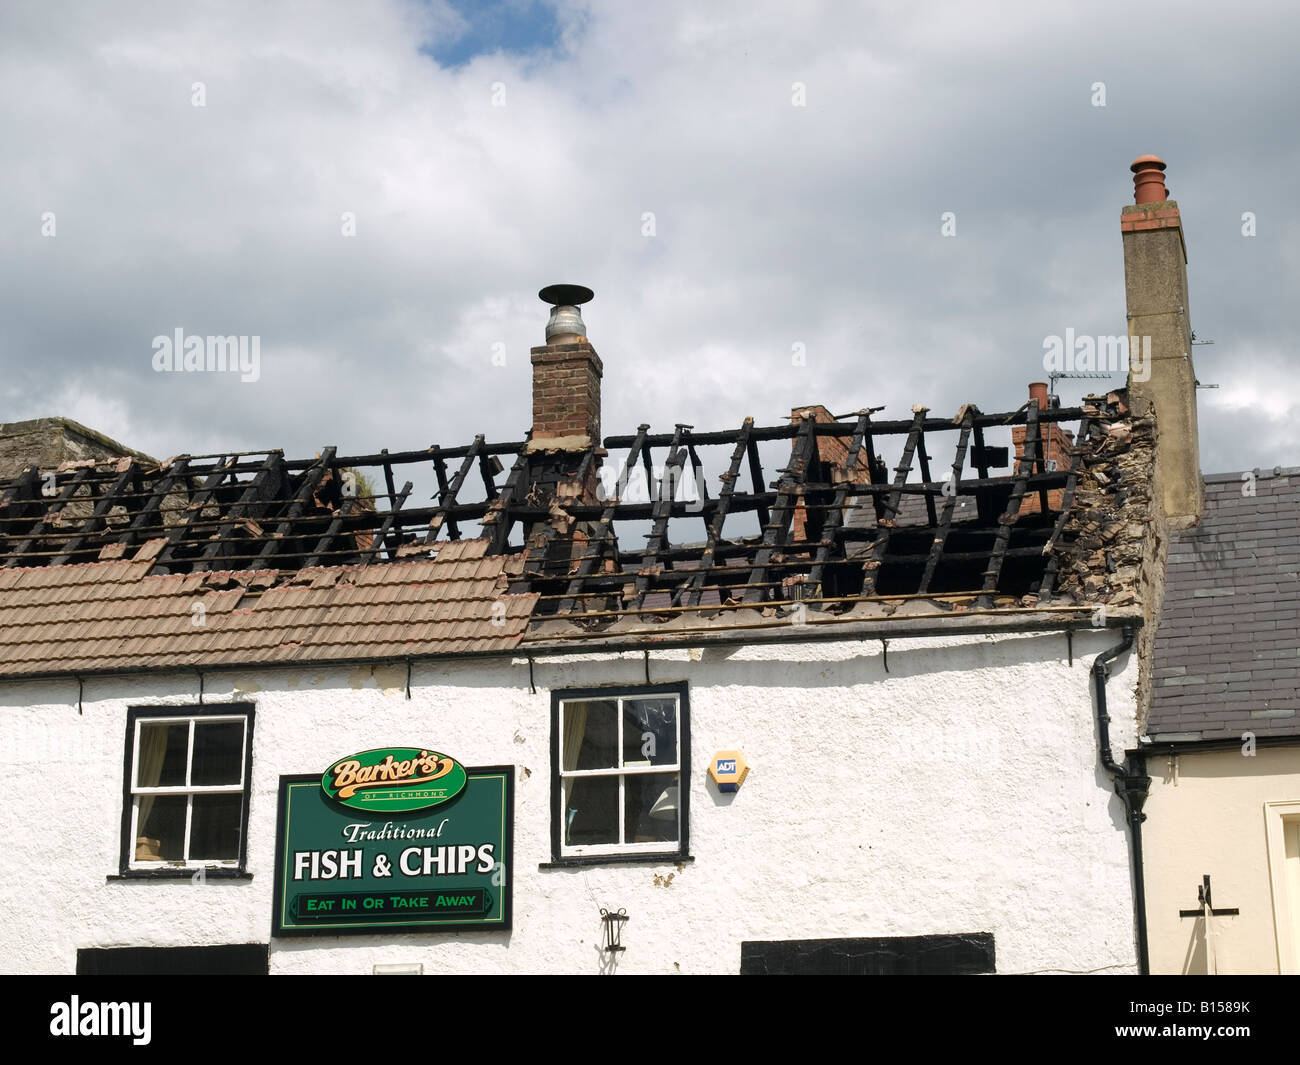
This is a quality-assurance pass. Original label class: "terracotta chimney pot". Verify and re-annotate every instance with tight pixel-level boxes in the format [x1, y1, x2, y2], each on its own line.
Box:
[1131, 155, 1169, 205]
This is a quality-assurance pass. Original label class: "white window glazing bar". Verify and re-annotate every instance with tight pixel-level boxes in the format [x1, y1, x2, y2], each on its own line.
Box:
[181, 720, 196, 863]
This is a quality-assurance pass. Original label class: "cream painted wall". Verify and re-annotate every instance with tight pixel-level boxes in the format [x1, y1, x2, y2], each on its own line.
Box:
[0, 629, 1142, 974]
[1143, 744, 1300, 974]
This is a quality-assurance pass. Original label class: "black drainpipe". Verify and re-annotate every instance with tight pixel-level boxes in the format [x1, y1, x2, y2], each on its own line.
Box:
[1092, 625, 1151, 975]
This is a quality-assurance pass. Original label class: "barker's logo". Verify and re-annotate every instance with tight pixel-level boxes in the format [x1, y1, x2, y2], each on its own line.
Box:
[322, 748, 468, 812]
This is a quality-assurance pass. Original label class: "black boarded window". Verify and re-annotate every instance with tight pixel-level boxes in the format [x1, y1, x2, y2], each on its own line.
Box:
[740, 933, 996, 975]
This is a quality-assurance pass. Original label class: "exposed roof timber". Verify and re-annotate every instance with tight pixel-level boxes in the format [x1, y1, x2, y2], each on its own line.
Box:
[558, 425, 647, 615]
[1037, 411, 1094, 602]
[360, 481, 412, 565]
[154, 456, 240, 570]
[4, 465, 94, 566]
[49, 461, 139, 566]
[194, 453, 285, 572]
[918, 406, 976, 595]
[635, 424, 689, 611]
[743, 414, 817, 604]
[860, 408, 927, 597]
[603, 406, 1086, 447]
[257, 447, 335, 567]
[979, 402, 1038, 607]
[684, 417, 752, 608]
[427, 437, 484, 542]
[483, 440, 533, 555]
[0, 401, 1118, 623]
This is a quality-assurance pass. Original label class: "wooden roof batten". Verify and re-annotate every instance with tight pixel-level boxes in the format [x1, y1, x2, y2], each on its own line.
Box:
[0, 403, 1097, 622]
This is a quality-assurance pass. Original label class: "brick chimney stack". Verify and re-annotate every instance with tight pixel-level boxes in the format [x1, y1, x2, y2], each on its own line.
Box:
[1120, 155, 1203, 526]
[1011, 383, 1074, 513]
[530, 285, 602, 451]
[517, 285, 605, 581]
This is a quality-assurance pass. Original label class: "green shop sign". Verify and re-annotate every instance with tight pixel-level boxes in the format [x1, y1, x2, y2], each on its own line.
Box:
[272, 758, 513, 937]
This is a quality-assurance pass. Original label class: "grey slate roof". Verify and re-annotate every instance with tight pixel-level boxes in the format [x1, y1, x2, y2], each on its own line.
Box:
[1147, 467, 1300, 741]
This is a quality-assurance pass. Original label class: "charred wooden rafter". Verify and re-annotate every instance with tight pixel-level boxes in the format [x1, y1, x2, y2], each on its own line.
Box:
[683, 417, 753, 608]
[860, 408, 927, 597]
[557, 425, 648, 616]
[633, 424, 689, 611]
[4, 466, 93, 566]
[807, 411, 871, 595]
[428, 437, 484, 542]
[256, 448, 336, 568]
[194, 453, 285, 572]
[743, 415, 818, 604]
[360, 481, 413, 565]
[917, 406, 976, 595]
[979, 402, 1040, 607]
[0, 402, 1102, 618]
[1036, 412, 1094, 602]
[482, 441, 533, 556]
[50, 462, 140, 566]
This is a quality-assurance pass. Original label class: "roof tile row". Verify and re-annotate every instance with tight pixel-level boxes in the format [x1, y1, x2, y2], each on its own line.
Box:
[1148, 472, 1300, 741]
[0, 537, 534, 677]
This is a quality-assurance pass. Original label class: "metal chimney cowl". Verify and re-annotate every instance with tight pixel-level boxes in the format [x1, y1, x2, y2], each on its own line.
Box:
[539, 284, 594, 345]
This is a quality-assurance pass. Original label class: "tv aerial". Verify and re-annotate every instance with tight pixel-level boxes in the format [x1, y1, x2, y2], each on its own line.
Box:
[1046, 370, 1116, 405]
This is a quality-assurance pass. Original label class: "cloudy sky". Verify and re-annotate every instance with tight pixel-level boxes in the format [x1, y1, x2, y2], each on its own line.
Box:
[2, 0, 1297, 478]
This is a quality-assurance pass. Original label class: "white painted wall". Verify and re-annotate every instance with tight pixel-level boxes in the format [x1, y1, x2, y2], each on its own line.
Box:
[0, 628, 1141, 974]
[1143, 745, 1300, 975]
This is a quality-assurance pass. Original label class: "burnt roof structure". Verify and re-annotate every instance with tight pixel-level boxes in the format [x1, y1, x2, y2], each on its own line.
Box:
[0, 388, 1159, 678]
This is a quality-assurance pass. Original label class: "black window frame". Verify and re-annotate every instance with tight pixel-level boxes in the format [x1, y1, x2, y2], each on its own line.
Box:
[115, 702, 256, 880]
[547, 680, 690, 867]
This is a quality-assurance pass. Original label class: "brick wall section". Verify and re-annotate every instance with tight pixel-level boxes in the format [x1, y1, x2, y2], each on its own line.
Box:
[789, 404, 869, 542]
[1119, 203, 1182, 234]
[1011, 422, 1075, 513]
[530, 343, 602, 446]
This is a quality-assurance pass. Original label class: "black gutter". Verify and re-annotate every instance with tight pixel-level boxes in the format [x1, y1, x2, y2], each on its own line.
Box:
[1140, 734, 1300, 755]
[1092, 625, 1151, 976]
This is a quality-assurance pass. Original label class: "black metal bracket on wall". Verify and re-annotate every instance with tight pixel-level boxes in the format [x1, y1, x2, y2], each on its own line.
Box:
[1178, 875, 1240, 918]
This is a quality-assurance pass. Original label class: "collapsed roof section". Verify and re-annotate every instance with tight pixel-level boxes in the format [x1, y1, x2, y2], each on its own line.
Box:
[0, 391, 1155, 644]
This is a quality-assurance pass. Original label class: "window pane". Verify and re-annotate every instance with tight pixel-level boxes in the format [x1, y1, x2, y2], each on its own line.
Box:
[192, 721, 244, 785]
[562, 775, 619, 847]
[625, 772, 679, 845]
[622, 698, 677, 767]
[136, 794, 187, 861]
[190, 794, 242, 861]
[562, 700, 618, 771]
[137, 722, 188, 788]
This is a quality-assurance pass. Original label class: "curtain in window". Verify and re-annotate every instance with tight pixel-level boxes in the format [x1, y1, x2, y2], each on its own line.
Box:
[134, 726, 169, 859]
[561, 704, 589, 846]
[561, 704, 588, 773]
